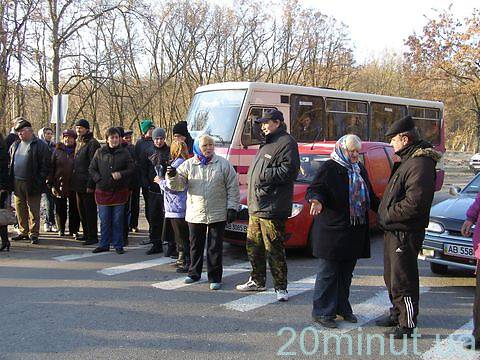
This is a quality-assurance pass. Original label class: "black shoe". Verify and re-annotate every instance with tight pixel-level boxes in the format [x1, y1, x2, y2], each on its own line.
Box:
[92, 247, 109, 253]
[0, 239, 11, 252]
[140, 239, 152, 245]
[340, 313, 358, 323]
[375, 315, 398, 327]
[74, 234, 85, 240]
[83, 239, 98, 246]
[30, 236, 39, 244]
[58, 230, 65, 236]
[385, 326, 414, 339]
[115, 248, 125, 254]
[463, 339, 480, 350]
[11, 234, 29, 241]
[176, 266, 189, 273]
[313, 317, 337, 329]
[146, 246, 163, 255]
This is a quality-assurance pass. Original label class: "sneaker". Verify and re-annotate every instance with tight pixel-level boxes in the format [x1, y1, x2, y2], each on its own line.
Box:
[184, 276, 198, 284]
[115, 248, 125, 254]
[51, 225, 58, 232]
[236, 278, 267, 292]
[43, 224, 51, 232]
[340, 313, 358, 323]
[385, 326, 415, 339]
[313, 316, 337, 329]
[30, 236, 39, 245]
[58, 230, 65, 237]
[131, 227, 139, 233]
[375, 315, 399, 327]
[210, 282, 222, 290]
[276, 289, 289, 302]
[92, 247, 109, 253]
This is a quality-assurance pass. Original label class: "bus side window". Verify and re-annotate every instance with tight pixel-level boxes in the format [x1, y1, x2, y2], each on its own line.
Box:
[408, 107, 441, 145]
[326, 99, 368, 140]
[241, 107, 273, 147]
[290, 95, 324, 143]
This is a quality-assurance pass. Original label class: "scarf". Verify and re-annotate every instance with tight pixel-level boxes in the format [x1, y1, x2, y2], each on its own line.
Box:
[193, 138, 210, 165]
[330, 135, 369, 225]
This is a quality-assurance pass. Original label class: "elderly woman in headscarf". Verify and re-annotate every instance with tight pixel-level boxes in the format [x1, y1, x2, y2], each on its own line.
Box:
[305, 134, 379, 329]
[166, 134, 239, 290]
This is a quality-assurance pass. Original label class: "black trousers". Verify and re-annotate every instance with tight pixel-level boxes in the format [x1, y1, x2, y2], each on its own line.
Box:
[76, 192, 98, 241]
[383, 230, 424, 329]
[188, 222, 225, 283]
[171, 218, 189, 261]
[0, 192, 8, 243]
[129, 186, 140, 229]
[142, 186, 151, 225]
[54, 194, 80, 235]
[123, 193, 131, 245]
[148, 191, 164, 243]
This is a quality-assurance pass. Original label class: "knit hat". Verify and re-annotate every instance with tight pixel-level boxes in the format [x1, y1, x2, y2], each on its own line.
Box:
[152, 127, 166, 139]
[385, 115, 415, 137]
[62, 129, 77, 139]
[140, 119, 154, 134]
[172, 121, 189, 137]
[123, 129, 133, 136]
[74, 119, 90, 129]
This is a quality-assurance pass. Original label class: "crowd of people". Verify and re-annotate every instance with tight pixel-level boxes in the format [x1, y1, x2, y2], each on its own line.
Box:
[4, 110, 480, 349]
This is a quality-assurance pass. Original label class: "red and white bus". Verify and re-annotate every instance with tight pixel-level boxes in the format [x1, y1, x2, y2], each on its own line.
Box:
[185, 81, 445, 188]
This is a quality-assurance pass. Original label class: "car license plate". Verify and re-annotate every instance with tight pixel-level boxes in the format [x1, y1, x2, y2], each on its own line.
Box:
[225, 223, 248, 233]
[443, 243, 474, 259]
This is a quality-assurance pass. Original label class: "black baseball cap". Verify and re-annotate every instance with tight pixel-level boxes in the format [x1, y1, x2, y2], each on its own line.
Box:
[255, 109, 284, 123]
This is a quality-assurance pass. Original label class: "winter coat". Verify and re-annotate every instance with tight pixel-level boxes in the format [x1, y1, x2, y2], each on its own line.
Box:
[48, 143, 76, 198]
[377, 141, 442, 232]
[135, 136, 154, 188]
[247, 128, 300, 219]
[167, 154, 240, 224]
[122, 142, 139, 189]
[466, 193, 480, 260]
[0, 135, 8, 190]
[142, 144, 170, 193]
[305, 160, 379, 260]
[88, 145, 135, 193]
[159, 157, 187, 218]
[71, 131, 101, 193]
[8, 136, 51, 195]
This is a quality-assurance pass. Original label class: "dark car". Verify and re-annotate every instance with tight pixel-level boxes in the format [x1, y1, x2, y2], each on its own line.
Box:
[420, 174, 480, 274]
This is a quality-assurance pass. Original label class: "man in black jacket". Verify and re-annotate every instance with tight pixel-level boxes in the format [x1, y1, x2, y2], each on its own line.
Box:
[236, 109, 300, 302]
[71, 119, 101, 245]
[375, 115, 441, 339]
[8, 118, 51, 244]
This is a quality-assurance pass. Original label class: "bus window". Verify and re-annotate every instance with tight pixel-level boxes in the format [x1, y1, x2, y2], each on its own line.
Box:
[290, 95, 324, 142]
[241, 107, 276, 146]
[408, 107, 441, 145]
[371, 103, 407, 142]
[326, 99, 368, 140]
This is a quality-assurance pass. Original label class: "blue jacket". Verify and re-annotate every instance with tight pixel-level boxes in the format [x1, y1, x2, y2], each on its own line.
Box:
[159, 157, 187, 218]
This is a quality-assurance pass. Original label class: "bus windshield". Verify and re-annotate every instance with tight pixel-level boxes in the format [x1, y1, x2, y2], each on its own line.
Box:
[185, 89, 247, 144]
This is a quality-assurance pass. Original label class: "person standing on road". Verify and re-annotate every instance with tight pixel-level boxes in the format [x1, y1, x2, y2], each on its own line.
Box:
[461, 193, 480, 350]
[47, 129, 80, 238]
[375, 115, 441, 339]
[166, 134, 239, 290]
[0, 132, 10, 251]
[71, 119, 101, 245]
[88, 127, 135, 254]
[306, 134, 379, 328]
[123, 129, 140, 233]
[172, 121, 194, 155]
[38, 127, 57, 233]
[236, 109, 300, 302]
[8, 118, 51, 245]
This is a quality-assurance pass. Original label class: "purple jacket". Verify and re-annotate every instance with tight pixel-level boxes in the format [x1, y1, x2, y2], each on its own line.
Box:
[159, 157, 187, 218]
[466, 192, 480, 259]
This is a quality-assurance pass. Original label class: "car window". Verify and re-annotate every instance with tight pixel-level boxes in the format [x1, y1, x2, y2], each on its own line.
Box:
[462, 174, 480, 194]
[296, 155, 330, 183]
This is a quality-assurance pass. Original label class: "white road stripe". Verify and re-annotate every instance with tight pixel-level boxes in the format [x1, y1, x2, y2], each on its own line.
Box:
[422, 319, 479, 360]
[223, 276, 316, 312]
[53, 245, 148, 262]
[98, 257, 174, 276]
[151, 262, 251, 290]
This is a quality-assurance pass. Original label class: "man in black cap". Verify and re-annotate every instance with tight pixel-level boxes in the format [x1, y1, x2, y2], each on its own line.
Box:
[71, 119, 101, 245]
[375, 115, 441, 338]
[8, 117, 51, 244]
[236, 109, 300, 302]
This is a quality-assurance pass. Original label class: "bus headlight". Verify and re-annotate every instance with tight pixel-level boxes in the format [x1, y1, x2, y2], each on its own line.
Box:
[426, 221, 445, 234]
[289, 203, 304, 219]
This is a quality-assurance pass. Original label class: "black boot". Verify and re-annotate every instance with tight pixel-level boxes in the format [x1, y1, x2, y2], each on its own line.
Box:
[0, 238, 10, 252]
[146, 244, 163, 255]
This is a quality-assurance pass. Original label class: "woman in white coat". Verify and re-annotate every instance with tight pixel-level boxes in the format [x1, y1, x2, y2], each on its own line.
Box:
[167, 134, 239, 290]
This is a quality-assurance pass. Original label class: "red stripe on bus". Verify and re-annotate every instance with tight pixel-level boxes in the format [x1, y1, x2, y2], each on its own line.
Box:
[235, 166, 249, 174]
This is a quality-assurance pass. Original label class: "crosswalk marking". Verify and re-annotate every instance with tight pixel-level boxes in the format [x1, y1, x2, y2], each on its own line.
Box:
[151, 262, 251, 290]
[422, 320, 479, 360]
[98, 257, 174, 276]
[53, 245, 148, 262]
[223, 276, 316, 312]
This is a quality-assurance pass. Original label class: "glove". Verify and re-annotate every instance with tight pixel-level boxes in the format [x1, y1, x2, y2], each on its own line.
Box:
[227, 209, 237, 224]
[166, 166, 177, 177]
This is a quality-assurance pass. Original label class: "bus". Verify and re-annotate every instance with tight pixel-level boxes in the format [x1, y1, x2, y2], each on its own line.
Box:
[184, 81, 445, 189]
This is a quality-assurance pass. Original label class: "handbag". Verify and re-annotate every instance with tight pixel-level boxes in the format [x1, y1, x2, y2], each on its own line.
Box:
[0, 208, 16, 226]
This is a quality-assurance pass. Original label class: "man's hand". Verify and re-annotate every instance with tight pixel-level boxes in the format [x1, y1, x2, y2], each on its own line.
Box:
[112, 172, 122, 180]
[461, 219, 474, 237]
[166, 166, 177, 177]
[227, 209, 237, 224]
[309, 199, 323, 216]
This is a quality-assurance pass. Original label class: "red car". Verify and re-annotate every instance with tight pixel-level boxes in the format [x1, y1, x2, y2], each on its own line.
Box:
[224, 142, 395, 254]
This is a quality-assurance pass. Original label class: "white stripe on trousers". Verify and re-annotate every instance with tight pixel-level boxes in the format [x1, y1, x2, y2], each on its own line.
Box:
[404, 296, 415, 328]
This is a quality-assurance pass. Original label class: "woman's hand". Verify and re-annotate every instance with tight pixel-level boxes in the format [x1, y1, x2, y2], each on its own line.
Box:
[309, 199, 323, 216]
[112, 172, 122, 180]
[154, 176, 162, 185]
[461, 219, 474, 237]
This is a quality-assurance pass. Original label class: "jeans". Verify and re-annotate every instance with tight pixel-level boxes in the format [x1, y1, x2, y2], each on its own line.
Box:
[98, 204, 125, 250]
[312, 258, 357, 319]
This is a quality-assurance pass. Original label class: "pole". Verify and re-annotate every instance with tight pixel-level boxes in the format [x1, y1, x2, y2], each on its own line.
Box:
[55, 94, 61, 143]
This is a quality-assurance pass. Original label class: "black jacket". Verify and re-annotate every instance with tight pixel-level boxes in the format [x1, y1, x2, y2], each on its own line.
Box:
[122, 142, 139, 189]
[247, 128, 300, 219]
[378, 141, 442, 232]
[135, 136, 154, 187]
[71, 132, 101, 193]
[142, 144, 170, 193]
[8, 136, 51, 195]
[0, 135, 8, 190]
[306, 160, 379, 260]
[88, 145, 135, 192]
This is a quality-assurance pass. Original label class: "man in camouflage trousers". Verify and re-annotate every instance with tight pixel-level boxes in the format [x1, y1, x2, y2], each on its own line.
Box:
[236, 109, 300, 301]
